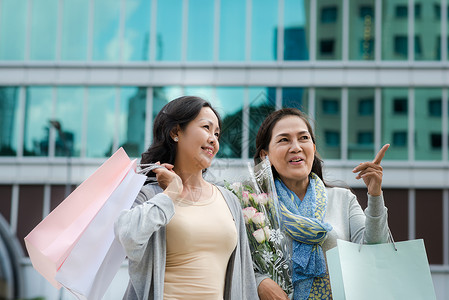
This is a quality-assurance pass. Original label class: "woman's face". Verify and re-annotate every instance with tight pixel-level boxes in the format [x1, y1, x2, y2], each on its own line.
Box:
[264, 115, 316, 186]
[175, 107, 220, 170]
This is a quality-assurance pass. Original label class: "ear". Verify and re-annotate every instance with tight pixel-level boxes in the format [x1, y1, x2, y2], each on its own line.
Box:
[169, 125, 181, 140]
[260, 149, 268, 159]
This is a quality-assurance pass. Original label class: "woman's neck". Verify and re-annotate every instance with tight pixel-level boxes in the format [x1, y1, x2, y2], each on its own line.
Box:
[280, 176, 309, 201]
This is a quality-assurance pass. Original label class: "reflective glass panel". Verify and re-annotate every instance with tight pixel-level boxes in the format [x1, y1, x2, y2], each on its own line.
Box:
[382, 0, 408, 60]
[315, 88, 341, 159]
[284, 0, 309, 60]
[382, 88, 408, 160]
[156, 0, 182, 61]
[0, 87, 19, 156]
[124, 0, 151, 61]
[349, 0, 375, 60]
[415, 88, 442, 160]
[93, 0, 120, 61]
[248, 87, 276, 157]
[251, 0, 278, 61]
[30, 0, 58, 60]
[316, 1, 342, 60]
[215, 87, 245, 158]
[415, 2, 440, 60]
[0, 1, 27, 60]
[119, 87, 147, 157]
[86, 88, 116, 157]
[23, 87, 53, 156]
[152, 86, 184, 120]
[219, 0, 246, 61]
[55, 87, 84, 157]
[61, 0, 89, 60]
[282, 87, 308, 111]
[187, 0, 214, 61]
[348, 88, 375, 159]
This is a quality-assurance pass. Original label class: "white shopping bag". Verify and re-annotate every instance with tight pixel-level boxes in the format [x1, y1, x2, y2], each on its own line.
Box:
[55, 160, 145, 300]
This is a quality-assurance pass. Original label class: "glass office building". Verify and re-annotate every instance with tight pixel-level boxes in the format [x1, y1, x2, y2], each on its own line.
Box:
[0, 0, 448, 298]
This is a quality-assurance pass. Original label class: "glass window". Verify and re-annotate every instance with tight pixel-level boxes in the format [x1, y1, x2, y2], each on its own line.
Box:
[350, 1, 375, 60]
[284, 0, 309, 60]
[156, 0, 183, 61]
[315, 88, 341, 159]
[119, 87, 146, 157]
[24, 87, 53, 156]
[383, 0, 408, 60]
[215, 87, 245, 158]
[316, 1, 341, 60]
[61, 0, 89, 60]
[92, 0, 120, 61]
[0, 0, 27, 60]
[392, 131, 407, 147]
[55, 87, 84, 157]
[248, 87, 276, 157]
[282, 87, 308, 111]
[415, 2, 440, 61]
[0, 87, 20, 156]
[86, 87, 116, 157]
[123, 0, 151, 61]
[348, 88, 375, 159]
[152, 86, 184, 121]
[187, 0, 214, 61]
[415, 88, 442, 160]
[393, 98, 408, 114]
[428, 98, 442, 117]
[414, 3, 421, 19]
[251, 0, 278, 61]
[219, 0, 246, 61]
[30, 0, 58, 60]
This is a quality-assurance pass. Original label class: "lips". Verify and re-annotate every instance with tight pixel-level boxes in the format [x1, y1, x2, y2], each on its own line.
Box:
[202, 147, 214, 156]
[289, 156, 303, 163]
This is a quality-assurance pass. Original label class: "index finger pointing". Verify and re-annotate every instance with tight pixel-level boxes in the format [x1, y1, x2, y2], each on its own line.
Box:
[372, 144, 390, 164]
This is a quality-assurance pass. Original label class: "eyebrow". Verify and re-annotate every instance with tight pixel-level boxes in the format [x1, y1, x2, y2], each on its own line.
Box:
[199, 119, 220, 131]
[274, 131, 309, 138]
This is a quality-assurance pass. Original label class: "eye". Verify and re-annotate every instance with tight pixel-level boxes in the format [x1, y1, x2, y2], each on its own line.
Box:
[300, 135, 310, 140]
[278, 137, 288, 143]
[203, 125, 210, 130]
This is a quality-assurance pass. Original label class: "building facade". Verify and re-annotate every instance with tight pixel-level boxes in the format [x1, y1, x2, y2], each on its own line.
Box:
[0, 0, 448, 299]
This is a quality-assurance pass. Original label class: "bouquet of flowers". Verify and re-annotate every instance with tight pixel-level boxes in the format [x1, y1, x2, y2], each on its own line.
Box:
[225, 157, 293, 295]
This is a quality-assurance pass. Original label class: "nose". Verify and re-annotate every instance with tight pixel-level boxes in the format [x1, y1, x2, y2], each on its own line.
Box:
[290, 139, 302, 153]
[208, 133, 218, 145]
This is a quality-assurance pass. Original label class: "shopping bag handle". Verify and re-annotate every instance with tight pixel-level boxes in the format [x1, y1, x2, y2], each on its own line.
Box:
[137, 163, 167, 180]
[358, 228, 397, 252]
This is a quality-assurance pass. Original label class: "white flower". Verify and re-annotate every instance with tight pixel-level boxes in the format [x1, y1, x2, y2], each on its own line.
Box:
[253, 228, 266, 243]
[252, 212, 265, 226]
[263, 226, 271, 239]
[241, 191, 250, 205]
[242, 207, 257, 223]
[261, 250, 274, 263]
[269, 228, 284, 245]
[256, 193, 269, 205]
[231, 182, 242, 194]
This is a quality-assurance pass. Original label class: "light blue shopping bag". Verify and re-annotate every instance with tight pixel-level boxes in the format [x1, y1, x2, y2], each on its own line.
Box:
[327, 239, 436, 300]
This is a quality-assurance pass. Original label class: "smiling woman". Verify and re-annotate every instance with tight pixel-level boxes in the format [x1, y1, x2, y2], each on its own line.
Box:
[114, 96, 259, 300]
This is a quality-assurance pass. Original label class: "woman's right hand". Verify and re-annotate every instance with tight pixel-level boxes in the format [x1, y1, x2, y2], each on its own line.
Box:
[258, 278, 289, 300]
[153, 163, 183, 200]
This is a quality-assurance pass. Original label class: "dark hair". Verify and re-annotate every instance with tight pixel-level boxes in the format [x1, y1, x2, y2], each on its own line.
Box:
[141, 96, 222, 177]
[254, 108, 326, 184]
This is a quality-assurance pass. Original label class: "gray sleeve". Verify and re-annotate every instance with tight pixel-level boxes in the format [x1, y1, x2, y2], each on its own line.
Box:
[114, 184, 175, 262]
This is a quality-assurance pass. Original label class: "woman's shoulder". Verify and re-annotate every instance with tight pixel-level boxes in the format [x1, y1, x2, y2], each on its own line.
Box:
[325, 186, 356, 202]
[135, 182, 163, 204]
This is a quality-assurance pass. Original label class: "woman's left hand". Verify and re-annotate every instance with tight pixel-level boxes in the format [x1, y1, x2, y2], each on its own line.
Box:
[352, 144, 389, 196]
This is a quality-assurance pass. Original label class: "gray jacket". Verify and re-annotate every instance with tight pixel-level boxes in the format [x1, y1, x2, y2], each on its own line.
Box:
[114, 182, 259, 300]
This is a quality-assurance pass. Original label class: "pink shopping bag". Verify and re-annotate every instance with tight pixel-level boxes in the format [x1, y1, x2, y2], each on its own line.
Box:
[24, 147, 136, 288]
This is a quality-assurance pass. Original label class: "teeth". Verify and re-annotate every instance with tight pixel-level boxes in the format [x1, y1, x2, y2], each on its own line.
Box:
[291, 158, 302, 162]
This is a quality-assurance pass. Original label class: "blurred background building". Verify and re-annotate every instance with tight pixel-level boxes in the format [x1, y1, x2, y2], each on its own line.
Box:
[0, 0, 448, 299]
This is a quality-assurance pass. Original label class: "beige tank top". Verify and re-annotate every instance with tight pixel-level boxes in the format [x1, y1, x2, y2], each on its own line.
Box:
[163, 186, 238, 300]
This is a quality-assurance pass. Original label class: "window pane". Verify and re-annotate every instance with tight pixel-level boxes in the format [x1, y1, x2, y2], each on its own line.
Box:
[187, 0, 214, 61]
[123, 0, 151, 61]
[93, 0, 120, 61]
[30, 0, 58, 60]
[216, 87, 244, 158]
[349, 1, 375, 60]
[382, 0, 408, 60]
[152, 86, 184, 120]
[315, 88, 341, 159]
[86, 88, 116, 157]
[348, 88, 375, 159]
[0, 0, 27, 60]
[156, 0, 182, 61]
[382, 88, 408, 160]
[415, 88, 442, 160]
[415, 4, 439, 60]
[219, 0, 246, 61]
[316, 2, 342, 60]
[251, 0, 278, 61]
[24, 87, 53, 156]
[55, 87, 84, 157]
[119, 87, 146, 157]
[248, 87, 276, 157]
[61, 0, 89, 60]
[282, 87, 308, 112]
[0, 87, 19, 156]
[284, 0, 309, 60]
